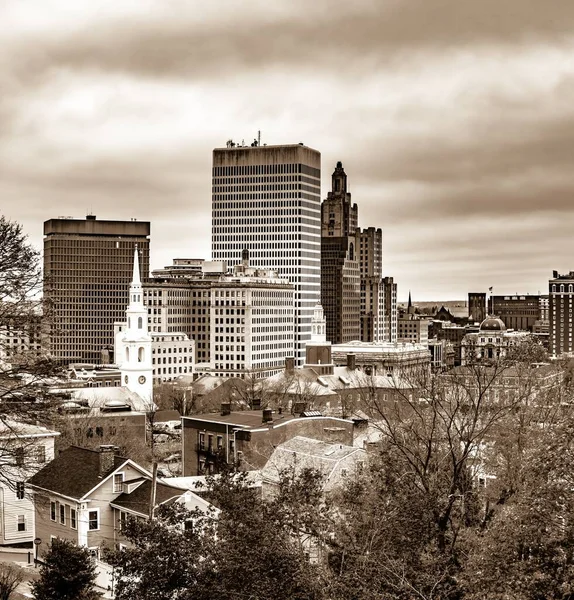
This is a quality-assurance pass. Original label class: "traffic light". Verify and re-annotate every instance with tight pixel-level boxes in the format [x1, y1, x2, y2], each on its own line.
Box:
[16, 482, 24, 500]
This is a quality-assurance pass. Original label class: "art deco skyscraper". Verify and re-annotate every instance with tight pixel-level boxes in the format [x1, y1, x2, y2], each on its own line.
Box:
[43, 215, 150, 364]
[320, 161, 361, 343]
[320, 162, 397, 344]
[211, 143, 321, 366]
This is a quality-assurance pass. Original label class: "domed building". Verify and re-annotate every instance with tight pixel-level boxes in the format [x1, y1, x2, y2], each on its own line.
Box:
[461, 316, 530, 364]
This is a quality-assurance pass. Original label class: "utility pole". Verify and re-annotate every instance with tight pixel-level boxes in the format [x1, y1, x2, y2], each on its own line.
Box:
[149, 462, 158, 521]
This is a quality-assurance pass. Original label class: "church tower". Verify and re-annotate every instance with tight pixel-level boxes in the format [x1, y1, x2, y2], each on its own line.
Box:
[116, 247, 153, 402]
[311, 301, 327, 343]
[305, 300, 334, 375]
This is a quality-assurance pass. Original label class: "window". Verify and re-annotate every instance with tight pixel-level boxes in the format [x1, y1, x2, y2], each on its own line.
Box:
[14, 447, 24, 467]
[71, 508, 77, 529]
[60, 504, 66, 525]
[17, 515, 26, 532]
[199, 432, 205, 450]
[35, 445, 46, 464]
[16, 482, 25, 500]
[113, 473, 124, 493]
[88, 510, 99, 531]
[50, 501, 56, 521]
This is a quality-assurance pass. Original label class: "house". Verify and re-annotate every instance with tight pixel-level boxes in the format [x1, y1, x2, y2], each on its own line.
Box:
[0, 420, 60, 545]
[260, 435, 368, 495]
[27, 444, 211, 559]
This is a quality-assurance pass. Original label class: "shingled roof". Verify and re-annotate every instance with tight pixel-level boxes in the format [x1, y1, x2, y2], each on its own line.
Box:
[110, 480, 185, 517]
[27, 446, 128, 500]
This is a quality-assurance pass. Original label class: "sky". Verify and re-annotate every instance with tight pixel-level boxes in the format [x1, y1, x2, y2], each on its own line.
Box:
[2, 0, 574, 301]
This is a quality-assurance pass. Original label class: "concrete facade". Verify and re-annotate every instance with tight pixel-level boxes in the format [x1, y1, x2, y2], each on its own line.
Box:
[43, 215, 150, 364]
[212, 143, 321, 367]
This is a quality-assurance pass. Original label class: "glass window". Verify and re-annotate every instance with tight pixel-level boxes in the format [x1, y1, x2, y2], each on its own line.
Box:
[113, 473, 124, 493]
[71, 508, 77, 529]
[88, 510, 99, 530]
[17, 515, 26, 532]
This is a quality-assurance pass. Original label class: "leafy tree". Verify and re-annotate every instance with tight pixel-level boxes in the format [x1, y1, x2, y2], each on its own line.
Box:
[111, 469, 327, 600]
[0, 562, 24, 600]
[31, 538, 98, 600]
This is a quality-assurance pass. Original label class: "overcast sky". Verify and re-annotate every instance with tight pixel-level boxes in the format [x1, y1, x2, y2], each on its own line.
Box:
[2, 0, 574, 301]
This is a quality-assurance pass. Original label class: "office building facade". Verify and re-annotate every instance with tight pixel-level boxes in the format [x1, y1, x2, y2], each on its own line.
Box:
[320, 162, 360, 343]
[549, 271, 574, 356]
[468, 292, 487, 324]
[212, 143, 321, 365]
[43, 216, 150, 364]
[488, 294, 540, 331]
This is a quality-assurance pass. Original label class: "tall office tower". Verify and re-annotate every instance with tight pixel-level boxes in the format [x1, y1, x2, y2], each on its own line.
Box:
[212, 143, 321, 366]
[43, 215, 150, 364]
[358, 227, 386, 342]
[468, 292, 487, 324]
[549, 271, 574, 356]
[320, 162, 360, 343]
[382, 276, 398, 343]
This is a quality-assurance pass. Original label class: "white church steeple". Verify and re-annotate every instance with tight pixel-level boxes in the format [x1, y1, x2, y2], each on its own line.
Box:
[311, 301, 327, 343]
[116, 246, 153, 403]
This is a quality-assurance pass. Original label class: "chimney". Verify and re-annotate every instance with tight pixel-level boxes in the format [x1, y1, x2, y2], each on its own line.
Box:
[347, 354, 356, 371]
[99, 445, 117, 477]
[262, 408, 273, 423]
[221, 402, 231, 416]
[285, 357, 295, 373]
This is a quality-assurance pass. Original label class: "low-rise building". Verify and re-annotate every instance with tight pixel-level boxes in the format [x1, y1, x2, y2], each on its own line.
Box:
[261, 435, 367, 495]
[460, 317, 531, 365]
[181, 410, 356, 476]
[331, 340, 430, 378]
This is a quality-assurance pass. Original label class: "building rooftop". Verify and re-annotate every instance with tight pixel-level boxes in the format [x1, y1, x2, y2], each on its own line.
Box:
[261, 436, 364, 485]
[28, 446, 128, 500]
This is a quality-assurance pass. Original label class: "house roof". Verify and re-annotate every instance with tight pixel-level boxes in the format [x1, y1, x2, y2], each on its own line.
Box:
[184, 410, 298, 429]
[71, 387, 155, 412]
[111, 480, 184, 517]
[27, 446, 128, 500]
[0, 419, 60, 440]
[261, 436, 365, 485]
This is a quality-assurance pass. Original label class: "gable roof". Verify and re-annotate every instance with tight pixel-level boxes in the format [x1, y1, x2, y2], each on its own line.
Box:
[110, 480, 184, 517]
[261, 436, 365, 487]
[27, 446, 128, 500]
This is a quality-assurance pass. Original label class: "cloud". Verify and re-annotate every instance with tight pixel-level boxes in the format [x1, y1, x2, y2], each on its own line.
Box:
[2, 0, 574, 300]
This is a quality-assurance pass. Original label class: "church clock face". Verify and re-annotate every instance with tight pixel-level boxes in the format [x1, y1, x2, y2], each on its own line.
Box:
[138, 375, 146, 384]
[124, 375, 128, 384]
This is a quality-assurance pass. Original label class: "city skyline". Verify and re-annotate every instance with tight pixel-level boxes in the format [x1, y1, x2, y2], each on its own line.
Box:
[3, 1, 574, 301]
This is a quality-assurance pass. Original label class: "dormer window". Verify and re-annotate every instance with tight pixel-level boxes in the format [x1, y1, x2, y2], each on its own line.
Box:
[113, 473, 124, 493]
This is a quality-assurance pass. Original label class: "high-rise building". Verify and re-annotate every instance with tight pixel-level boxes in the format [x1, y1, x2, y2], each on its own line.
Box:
[212, 143, 321, 365]
[320, 162, 360, 343]
[468, 292, 487, 324]
[382, 276, 398, 343]
[43, 215, 150, 364]
[358, 227, 385, 342]
[549, 271, 574, 356]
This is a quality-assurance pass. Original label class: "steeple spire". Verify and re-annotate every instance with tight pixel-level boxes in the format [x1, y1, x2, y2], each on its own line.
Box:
[132, 245, 141, 286]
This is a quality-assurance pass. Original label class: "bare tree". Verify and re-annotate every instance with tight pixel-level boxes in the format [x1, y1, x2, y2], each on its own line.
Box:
[0, 562, 24, 600]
